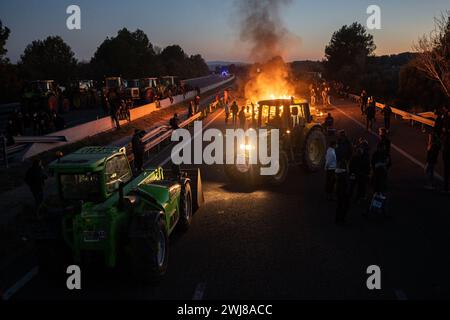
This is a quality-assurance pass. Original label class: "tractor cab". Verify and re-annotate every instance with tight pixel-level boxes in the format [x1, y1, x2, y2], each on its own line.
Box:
[30, 80, 57, 96]
[161, 76, 179, 87]
[49, 147, 133, 203]
[254, 98, 312, 132]
[105, 77, 126, 93]
[125, 79, 141, 100]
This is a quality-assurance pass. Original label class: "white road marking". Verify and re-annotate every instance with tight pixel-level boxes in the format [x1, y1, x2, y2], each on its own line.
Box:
[394, 289, 408, 300]
[192, 282, 207, 300]
[1, 266, 39, 301]
[331, 104, 443, 181]
[159, 109, 225, 167]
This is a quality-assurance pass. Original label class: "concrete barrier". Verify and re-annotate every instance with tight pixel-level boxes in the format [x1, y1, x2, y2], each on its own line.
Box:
[22, 75, 235, 160]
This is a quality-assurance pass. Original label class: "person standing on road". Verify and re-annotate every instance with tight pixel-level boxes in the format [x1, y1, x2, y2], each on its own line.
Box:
[371, 142, 390, 194]
[356, 139, 371, 202]
[108, 88, 121, 130]
[378, 128, 391, 158]
[335, 160, 350, 224]
[25, 159, 48, 208]
[132, 129, 145, 174]
[366, 98, 376, 132]
[335, 130, 353, 168]
[224, 101, 230, 124]
[230, 101, 239, 129]
[382, 105, 393, 132]
[425, 132, 441, 190]
[360, 90, 368, 115]
[325, 141, 337, 200]
[238, 106, 246, 129]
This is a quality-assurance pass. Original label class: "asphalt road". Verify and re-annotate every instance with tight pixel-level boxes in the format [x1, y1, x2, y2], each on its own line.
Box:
[14, 97, 450, 300]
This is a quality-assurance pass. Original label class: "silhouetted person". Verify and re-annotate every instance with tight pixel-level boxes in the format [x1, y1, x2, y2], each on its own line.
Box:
[324, 113, 334, 129]
[378, 128, 391, 158]
[325, 141, 337, 200]
[230, 101, 239, 128]
[25, 159, 47, 208]
[132, 129, 145, 173]
[108, 89, 121, 129]
[335, 130, 353, 167]
[335, 160, 350, 224]
[169, 113, 180, 130]
[366, 98, 376, 131]
[224, 102, 230, 124]
[238, 106, 246, 129]
[383, 105, 392, 132]
[371, 143, 390, 194]
[360, 90, 368, 115]
[425, 132, 441, 190]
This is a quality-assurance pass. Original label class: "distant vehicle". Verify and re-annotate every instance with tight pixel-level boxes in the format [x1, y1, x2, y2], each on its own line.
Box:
[125, 79, 140, 100]
[161, 76, 179, 87]
[22, 80, 59, 112]
[77, 80, 95, 94]
[139, 77, 159, 102]
[31, 80, 57, 95]
[104, 77, 126, 94]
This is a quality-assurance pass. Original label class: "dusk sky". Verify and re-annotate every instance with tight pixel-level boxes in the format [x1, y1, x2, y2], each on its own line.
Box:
[0, 0, 448, 63]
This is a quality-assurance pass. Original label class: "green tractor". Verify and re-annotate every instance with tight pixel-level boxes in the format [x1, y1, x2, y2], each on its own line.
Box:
[224, 98, 327, 186]
[36, 146, 204, 282]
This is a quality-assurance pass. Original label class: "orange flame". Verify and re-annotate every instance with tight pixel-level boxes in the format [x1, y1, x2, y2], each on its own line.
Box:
[244, 57, 295, 104]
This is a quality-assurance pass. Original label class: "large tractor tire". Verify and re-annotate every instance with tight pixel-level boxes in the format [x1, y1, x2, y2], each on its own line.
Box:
[130, 216, 169, 283]
[178, 183, 193, 231]
[268, 150, 289, 186]
[303, 128, 327, 172]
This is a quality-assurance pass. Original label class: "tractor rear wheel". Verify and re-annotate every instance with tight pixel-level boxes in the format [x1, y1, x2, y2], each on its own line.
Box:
[179, 183, 193, 231]
[130, 218, 169, 282]
[303, 129, 327, 172]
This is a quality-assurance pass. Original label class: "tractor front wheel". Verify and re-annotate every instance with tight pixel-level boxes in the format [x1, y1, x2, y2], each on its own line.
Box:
[179, 183, 193, 231]
[268, 150, 289, 186]
[130, 218, 169, 282]
[303, 129, 327, 172]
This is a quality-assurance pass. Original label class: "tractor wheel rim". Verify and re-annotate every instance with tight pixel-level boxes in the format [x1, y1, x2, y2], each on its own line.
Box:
[309, 139, 322, 165]
[157, 230, 166, 267]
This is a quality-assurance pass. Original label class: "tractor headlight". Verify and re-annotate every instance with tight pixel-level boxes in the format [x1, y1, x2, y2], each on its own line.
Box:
[240, 144, 255, 151]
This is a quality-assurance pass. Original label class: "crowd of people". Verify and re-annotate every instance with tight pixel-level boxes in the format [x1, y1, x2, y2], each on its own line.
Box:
[310, 83, 332, 107]
[325, 127, 392, 224]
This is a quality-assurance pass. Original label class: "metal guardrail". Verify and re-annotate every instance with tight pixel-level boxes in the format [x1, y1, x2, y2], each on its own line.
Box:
[348, 94, 436, 129]
[126, 101, 219, 163]
[13, 136, 68, 144]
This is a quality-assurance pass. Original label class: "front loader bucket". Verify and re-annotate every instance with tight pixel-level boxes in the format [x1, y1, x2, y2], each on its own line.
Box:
[184, 168, 204, 212]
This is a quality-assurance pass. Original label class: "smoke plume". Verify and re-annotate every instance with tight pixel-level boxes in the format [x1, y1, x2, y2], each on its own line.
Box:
[235, 0, 300, 102]
[237, 0, 299, 62]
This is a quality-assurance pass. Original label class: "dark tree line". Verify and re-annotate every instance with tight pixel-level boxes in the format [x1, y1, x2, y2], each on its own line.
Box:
[0, 24, 210, 102]
[324, 21, 449, 111]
